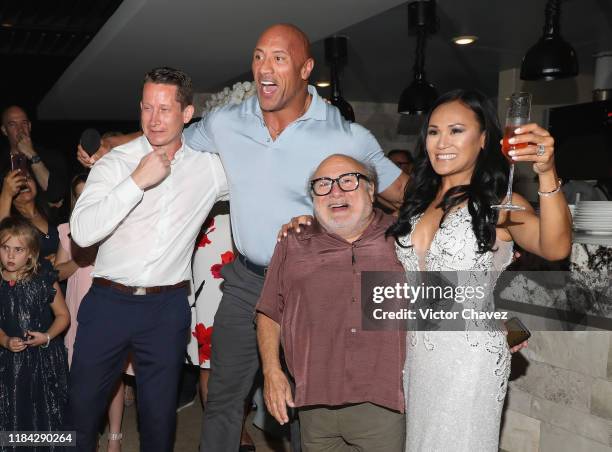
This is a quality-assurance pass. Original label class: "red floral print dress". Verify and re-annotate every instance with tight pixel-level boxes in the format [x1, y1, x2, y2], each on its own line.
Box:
[187, 212, 233, 368]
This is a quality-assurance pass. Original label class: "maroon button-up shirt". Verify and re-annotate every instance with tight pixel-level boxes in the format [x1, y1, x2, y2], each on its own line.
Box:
[257, 209, 405, 413]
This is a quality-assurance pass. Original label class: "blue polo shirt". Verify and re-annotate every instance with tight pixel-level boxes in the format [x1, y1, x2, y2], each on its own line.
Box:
[184, 85, 401, 266]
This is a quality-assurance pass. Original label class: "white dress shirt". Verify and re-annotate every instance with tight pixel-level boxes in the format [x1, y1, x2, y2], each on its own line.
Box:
[70, 135, 228, 286]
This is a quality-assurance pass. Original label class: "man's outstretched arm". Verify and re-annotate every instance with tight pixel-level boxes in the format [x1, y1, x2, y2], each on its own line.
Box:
[76, 132, 142, 168]
[256, 313, 294, 425]
[378, 171, 409, 210]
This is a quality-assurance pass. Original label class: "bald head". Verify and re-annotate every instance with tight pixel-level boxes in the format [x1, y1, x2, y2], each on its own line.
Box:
[257, 24, 311, 64]
[252, 23, 315, 114]
[1, 105, 31, 148]
[310, 154, 377, 243]
[1, 105, 27, 126]
[312, 154, 377, 190]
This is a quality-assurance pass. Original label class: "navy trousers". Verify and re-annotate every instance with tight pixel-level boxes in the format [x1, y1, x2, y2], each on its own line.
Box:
[68, 284, 190, 452]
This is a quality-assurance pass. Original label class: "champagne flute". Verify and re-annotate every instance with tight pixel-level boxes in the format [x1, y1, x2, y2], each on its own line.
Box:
[491, 92, 531, 211]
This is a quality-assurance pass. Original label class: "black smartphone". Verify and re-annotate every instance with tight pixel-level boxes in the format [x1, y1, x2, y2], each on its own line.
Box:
[10, 152, 29, 174]
[505, 317, 531, 348]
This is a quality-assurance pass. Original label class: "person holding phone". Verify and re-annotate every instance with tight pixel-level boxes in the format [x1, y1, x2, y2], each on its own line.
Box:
[1, 105, 68, 215]
[0, 170, 61, 267]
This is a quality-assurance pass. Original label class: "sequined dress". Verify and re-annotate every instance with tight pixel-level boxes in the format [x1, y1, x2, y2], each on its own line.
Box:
[0, 264, 68, 451]
[395, 206, 513, 452]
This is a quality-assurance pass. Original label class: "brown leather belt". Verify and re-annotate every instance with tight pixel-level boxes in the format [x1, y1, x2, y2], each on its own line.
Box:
[93, 277, 189, 296]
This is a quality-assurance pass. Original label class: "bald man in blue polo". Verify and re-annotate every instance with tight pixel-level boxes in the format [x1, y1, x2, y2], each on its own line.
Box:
[183, 24, 407, 451]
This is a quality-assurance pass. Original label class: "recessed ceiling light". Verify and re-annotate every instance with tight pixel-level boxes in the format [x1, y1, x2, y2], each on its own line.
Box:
[452, 36, 478, 46]
[316, 81, 331, 88]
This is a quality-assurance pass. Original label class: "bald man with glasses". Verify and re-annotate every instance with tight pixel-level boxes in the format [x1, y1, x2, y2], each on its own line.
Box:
[257, 154, 406, 452]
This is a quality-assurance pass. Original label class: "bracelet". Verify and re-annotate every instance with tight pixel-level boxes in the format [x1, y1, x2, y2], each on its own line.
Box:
[41, 333, 50, 348]
[538, 178, 562, 197]
[30, 154, 42, 164]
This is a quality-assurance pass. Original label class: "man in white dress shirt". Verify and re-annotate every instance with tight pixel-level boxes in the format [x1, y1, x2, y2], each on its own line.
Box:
[68, 67, 228, 452]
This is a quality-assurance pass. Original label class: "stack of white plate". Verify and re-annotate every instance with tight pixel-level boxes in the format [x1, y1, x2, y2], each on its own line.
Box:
[573, 201, 612, 235]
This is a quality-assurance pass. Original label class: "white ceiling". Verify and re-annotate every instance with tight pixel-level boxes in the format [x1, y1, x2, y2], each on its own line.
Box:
[311, 0, 612, 103]
[38, 0, 408, 119]
[38, 0, 612, 120]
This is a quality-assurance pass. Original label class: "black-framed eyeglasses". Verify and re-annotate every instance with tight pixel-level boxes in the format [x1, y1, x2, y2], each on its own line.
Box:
[310, 172, 370, 196]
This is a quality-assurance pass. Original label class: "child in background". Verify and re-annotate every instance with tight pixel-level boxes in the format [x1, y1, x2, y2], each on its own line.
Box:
[55, 173, 133, 452]
[55, 174, 95, 364]
[0, 216, 70, 438]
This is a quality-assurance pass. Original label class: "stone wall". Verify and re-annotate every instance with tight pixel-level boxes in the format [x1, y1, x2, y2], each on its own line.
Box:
[500, 332, 612, 452]
[350, 100, 418, 155]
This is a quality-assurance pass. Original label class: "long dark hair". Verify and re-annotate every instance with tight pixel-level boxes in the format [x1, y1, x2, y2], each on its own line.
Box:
[9, 181, 51, 223]
[388, 89, 509, 253]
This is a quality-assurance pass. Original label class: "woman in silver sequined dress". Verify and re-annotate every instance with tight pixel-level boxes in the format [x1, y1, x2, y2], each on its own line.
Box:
[387, 90, 572, 451]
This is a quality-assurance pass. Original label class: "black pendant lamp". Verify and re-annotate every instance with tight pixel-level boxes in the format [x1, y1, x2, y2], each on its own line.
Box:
[520, 0, 578, 81]
[398, 0, 438, 115]
[324, 36, 355, 122]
